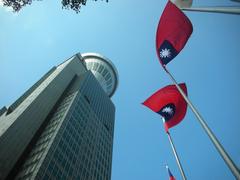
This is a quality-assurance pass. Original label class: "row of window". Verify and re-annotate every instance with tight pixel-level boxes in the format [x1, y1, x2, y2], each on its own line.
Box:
[86, 61, 113, 91]
[17, 73, 114, 180]
[39, 90, 112, 179]
[79, 74, 108, 120]
[15, 90, 76, 179]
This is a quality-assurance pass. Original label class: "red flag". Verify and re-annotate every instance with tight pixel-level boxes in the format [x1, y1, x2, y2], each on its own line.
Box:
[156, 1, 193, 66]
[166, 165, 176, 180]
[142, 83, 187, 132]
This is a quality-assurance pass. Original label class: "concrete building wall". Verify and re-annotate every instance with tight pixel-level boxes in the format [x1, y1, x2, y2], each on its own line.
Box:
[15, 72, 115, 180]
[0, 55, 87, 180]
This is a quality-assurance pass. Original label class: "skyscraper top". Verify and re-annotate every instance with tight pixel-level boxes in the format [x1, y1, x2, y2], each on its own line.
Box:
[80, 53, 119, 97]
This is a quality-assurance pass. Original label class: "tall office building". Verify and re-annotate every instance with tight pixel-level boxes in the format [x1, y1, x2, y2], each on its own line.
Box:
[0, 53, 118, 180]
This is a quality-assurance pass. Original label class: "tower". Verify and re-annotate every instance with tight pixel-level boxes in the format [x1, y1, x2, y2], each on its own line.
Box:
[0, 53, 118, 180]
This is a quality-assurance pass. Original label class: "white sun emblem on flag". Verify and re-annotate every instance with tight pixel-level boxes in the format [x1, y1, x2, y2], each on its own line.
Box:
[162, 106, 174, 115]
[160, 48, 171, 59]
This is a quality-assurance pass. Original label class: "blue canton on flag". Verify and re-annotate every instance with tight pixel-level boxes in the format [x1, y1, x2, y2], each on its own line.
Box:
[158, 40, 178, 65]
[158, 103, 176, 122]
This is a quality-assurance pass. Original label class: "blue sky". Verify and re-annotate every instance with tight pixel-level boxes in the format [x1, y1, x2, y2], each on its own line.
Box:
[0, 0, 240, 179]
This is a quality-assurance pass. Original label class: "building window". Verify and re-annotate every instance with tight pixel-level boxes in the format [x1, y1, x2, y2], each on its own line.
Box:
[84, 95, 90, 104]
[104, 123, 110, 132]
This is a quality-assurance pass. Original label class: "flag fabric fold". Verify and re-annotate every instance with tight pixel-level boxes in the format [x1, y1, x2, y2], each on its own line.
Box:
[166, 165, 176, 180]
[156, 1, 193, 66]
[142, 83, 187, 132]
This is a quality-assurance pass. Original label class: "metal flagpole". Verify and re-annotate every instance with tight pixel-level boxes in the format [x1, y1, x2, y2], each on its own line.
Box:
[166, 130, 187, 180]
[164, 66, 240, 179]
[181, 6, 240, 15]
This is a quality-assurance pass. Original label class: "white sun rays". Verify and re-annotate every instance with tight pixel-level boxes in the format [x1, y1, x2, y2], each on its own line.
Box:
[160, 48, 171, 59]
[162, 106, 174, 115]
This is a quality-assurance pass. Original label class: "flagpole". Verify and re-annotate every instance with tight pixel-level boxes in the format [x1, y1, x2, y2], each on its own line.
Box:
[166, 130, 187, 180]
[164, 66, 240, 179]
[181, 6, 240, 15]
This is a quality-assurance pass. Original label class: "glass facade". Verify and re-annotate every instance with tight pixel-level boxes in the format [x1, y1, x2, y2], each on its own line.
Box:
[15, 72, 115, 180]
[0, 53, 117, 180]
[82, 53, 118, 98]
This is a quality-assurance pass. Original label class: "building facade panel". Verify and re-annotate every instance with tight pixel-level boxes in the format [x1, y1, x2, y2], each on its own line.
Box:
[0, 56, 88, 179]
[0, 53, 117, 180]
[15, 72, 115, 180]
